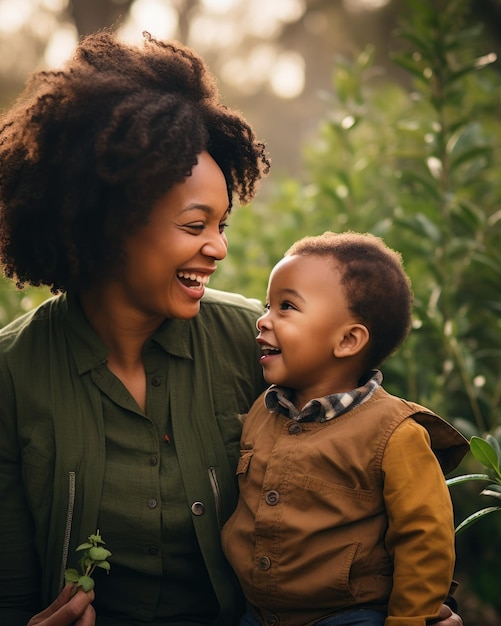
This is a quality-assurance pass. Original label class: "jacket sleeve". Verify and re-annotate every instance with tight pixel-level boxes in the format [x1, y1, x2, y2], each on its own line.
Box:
[0, 365, 42, 622]
[382, 419, 455, 626]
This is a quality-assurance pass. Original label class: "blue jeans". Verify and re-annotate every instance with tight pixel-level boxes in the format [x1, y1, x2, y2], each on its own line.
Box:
[240, 608, 386, 626]
[315, 609, 386, 626]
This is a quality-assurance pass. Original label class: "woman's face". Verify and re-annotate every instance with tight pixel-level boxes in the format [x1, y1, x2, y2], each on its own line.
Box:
[117, 151, 230, 320]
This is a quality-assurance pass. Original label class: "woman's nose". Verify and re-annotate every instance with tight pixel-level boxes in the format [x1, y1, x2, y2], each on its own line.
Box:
[203, 232, 228, 260]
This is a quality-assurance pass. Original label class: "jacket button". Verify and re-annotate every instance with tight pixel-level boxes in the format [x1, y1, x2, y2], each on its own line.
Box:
[147, 498, 158, 509]
[266, 616, 279, 626]
[151, 376, 162, 386]
[257, 556, 271, 570]
[148, 546, 159, 555]
[288, 422, 302, 435]
[265, 490, 280, 505]
[191, 501, 205, 516]
[149, 456, 158, 466]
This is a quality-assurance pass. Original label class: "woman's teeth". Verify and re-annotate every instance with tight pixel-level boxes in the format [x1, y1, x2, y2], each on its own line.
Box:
[177, 271, 210, 288]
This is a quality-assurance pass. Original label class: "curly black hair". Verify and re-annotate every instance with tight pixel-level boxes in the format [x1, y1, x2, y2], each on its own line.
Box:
[0, 30, 270, 292]
[285, 231, 413, 370]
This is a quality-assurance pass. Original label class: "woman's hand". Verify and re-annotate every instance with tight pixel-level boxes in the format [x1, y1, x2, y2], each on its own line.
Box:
[434, 603, 463, 626]
[27, 585, 95, 626]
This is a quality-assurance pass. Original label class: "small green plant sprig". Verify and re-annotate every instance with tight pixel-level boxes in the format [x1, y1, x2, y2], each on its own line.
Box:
[447, 435, 501, 535]
[64, 530, 112, 592]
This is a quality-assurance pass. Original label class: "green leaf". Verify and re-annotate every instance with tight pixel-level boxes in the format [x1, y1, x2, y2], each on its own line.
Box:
[470, 436, 501, 473]
[75, 542, 93, 551]
[450, 145, 491, 170]
[455, 506, 501, 536]
[88, 546, 112, 561]
[64, 568, 80, 584]
[78, 575, 95, 592]
[446, 473, 490, 486]
[451, 202, 485, 232]
[481, 486, 501, 500]
[96, 560, 111, 571]
[391, 54, 431, 84]
[486, 434, 501, 465]
[410, 213, 443, 242]
[448, 65, 481, 85]
[80, 556, 94, 569]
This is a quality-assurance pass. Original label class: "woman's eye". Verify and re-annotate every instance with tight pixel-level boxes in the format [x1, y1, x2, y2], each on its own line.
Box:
[185, 223, 205, 232]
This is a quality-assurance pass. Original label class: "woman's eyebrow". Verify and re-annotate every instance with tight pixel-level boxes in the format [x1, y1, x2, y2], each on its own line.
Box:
[180, 203, 230, 216]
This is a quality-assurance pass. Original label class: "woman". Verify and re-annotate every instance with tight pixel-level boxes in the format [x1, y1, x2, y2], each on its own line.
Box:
[0, 30, 462, 626]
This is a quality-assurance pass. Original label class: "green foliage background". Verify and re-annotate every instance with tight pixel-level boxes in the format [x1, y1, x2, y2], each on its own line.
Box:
[1, 0, 500, 621]
[213, 0, 501, 441]
[211, 0, 501, 618]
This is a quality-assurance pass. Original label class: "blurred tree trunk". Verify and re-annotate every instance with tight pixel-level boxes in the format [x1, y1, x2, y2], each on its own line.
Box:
[69, 0, 134, 35]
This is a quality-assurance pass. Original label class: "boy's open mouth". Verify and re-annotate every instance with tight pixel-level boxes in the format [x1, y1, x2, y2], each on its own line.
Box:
[261, 344, 281, 356]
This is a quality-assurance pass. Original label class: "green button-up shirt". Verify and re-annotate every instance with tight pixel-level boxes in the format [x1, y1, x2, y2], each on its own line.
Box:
[0, 288, 266, 626]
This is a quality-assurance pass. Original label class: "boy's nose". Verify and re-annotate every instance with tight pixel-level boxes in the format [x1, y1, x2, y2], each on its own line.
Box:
[256, 312, 270, 331]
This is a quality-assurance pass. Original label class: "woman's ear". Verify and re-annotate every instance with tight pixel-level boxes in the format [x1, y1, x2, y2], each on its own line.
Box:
[333, 324, 370, 358]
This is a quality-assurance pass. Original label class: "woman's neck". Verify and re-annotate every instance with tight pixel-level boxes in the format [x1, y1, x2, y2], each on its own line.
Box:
[78, 284, 165, 412]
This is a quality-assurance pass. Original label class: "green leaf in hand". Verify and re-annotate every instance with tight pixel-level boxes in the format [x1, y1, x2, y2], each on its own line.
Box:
[64, 529, 111, 593]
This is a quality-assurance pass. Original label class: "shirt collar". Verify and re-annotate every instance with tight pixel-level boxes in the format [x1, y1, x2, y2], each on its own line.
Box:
[64, 295, 193, 375]
[264, 369, 383, 422]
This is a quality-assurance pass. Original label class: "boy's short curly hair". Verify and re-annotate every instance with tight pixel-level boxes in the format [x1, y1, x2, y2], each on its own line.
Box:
[285, 231, 413, 369]
[0, 30, 270, 292]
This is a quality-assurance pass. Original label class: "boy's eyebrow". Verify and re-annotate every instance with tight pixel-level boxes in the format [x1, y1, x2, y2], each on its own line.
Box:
[279, 287, 305, 302]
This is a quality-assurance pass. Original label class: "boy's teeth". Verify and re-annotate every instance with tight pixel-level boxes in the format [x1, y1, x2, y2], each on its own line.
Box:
[262, 345, 280, 355]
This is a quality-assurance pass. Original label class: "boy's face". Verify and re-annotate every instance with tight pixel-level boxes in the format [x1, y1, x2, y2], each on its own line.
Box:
[256, 254, 363, 403]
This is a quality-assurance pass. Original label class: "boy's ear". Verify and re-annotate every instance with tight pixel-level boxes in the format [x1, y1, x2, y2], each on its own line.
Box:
[333, 324, 370, 358]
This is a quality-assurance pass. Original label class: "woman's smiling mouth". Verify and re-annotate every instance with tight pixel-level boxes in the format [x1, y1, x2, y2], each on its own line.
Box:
[177, 271, 211, 289]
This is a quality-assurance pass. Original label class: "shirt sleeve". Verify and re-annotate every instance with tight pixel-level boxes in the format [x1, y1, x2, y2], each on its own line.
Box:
[0, 366, 42, 621]
[382, 418, 455, 626]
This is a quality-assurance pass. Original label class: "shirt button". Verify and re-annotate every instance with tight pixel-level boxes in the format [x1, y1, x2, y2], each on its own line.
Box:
[265, 490, 280, 505]
[149, 456, 158, 466]
[288, 422, 302, 435]
[151, 376, 162, 386]
[257, 556, 271, 571]
[191, 501, 205, 516]
[148, 546, 159, 555]
[147, 498, 158, 509]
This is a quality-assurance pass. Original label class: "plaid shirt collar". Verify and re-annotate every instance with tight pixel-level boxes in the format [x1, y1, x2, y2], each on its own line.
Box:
[264, 369, 383, 423]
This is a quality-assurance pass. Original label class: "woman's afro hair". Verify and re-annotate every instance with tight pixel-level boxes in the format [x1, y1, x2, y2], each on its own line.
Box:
[0, 30, 270, 292]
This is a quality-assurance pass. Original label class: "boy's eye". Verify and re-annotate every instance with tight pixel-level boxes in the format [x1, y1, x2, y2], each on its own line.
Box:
[280, 301, 295, 311]
[219, 222, 229, 233]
